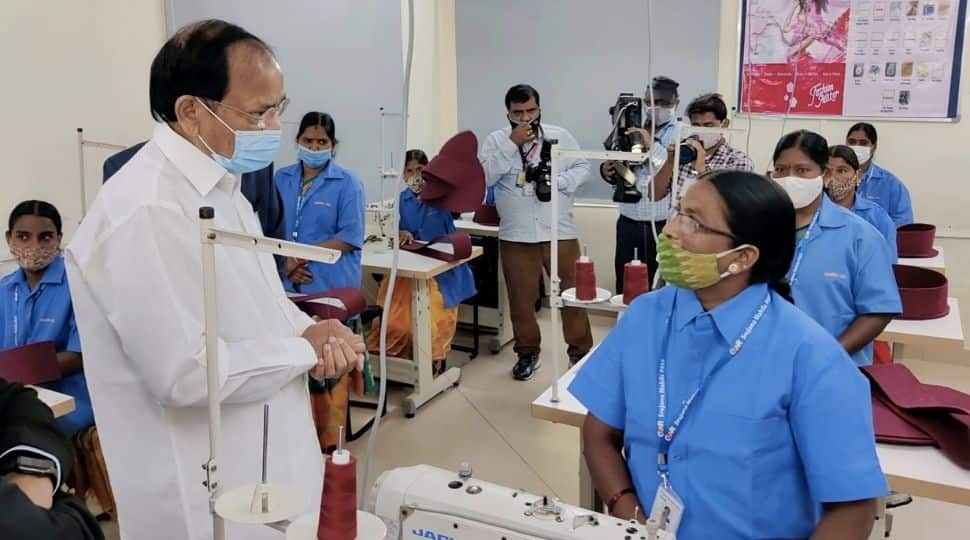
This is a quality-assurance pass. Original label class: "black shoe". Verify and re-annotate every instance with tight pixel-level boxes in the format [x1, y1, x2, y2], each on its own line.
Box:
[512, 354, 541, 381]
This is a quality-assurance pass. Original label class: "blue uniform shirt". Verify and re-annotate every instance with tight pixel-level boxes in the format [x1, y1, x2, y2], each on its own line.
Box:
[857, 162, 913, 226]
[852, 195, 898, 259]
[570, 284, 887, 540]
[0, 255, 94, 436]
[275, 160, 366, 293]
[792, 196, 902, 366]
[399, 189, 477, 308]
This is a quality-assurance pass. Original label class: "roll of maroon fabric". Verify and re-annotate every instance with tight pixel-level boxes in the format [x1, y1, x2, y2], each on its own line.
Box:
[896, 223, 938, 258]
[892, 264, 949, 320]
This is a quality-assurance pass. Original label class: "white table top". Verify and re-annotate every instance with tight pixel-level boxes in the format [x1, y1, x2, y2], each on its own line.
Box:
[531, 356, 970, 506]
[29, 386, 75, 418]
[361, 241, 483, 280]
[455, 218, 499, 238]
[898, 246, 946, 273]
[879, 298, 965, 348]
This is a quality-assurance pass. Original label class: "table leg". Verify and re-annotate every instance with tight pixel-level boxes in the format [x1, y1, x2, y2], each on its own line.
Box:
[403, 278, 460, 417]
[489, 247, 514, 354]
[579, 430, 602, 511]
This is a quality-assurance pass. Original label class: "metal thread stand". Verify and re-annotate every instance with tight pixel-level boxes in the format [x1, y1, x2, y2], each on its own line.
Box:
[199, 207, 342, 540]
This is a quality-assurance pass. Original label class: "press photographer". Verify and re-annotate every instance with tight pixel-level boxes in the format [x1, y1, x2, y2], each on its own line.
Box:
[478, 84, 592, 381]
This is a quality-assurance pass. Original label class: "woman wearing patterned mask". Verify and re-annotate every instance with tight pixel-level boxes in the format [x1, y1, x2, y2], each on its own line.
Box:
[367, 149, 477, 376]
[2, 201, 93, 437]
[826, 144, 897, 258]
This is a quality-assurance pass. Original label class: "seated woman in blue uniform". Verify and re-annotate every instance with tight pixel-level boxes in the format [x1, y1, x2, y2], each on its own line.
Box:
[275, 112, 366, 293]
[366, 150, 476, 376]
[1, 201, 93, 437]
[571, 171, 886, 540]
[771, 130, 901, 366]
[846, 122, 913, 226]
[825, 144, 897, 258]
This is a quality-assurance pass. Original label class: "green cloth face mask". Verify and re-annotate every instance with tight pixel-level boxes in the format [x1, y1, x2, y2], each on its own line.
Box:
[657, 234, 750, 289]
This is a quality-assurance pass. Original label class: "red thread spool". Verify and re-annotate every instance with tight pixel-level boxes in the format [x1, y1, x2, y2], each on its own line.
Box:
[575, 252, 596, 301]
[623, 259, 649, 305]
[318, 451, 357, 539]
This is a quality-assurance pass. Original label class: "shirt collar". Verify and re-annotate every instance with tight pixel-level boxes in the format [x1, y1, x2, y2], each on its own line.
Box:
[2, 254, 66, 292]
[817, 194, 852, 229]
[673, 282, 770, 346]
[152, 123, 234, 197]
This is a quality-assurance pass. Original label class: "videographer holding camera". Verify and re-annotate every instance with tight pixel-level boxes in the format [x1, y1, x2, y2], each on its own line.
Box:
[478, 84, 592, 381]
[600, 76, 682, 291]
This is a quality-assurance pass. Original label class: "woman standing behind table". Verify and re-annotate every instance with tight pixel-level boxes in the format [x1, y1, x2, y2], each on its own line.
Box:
[275, 112, 365, 293]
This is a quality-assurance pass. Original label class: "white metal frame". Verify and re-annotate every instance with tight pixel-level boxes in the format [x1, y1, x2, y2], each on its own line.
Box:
[199, 207, 341, 540]
[76, 128, 126, 217]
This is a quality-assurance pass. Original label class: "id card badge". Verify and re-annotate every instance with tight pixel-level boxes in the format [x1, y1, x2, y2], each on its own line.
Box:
[523, 181, 535, 197]
[650, 483, 685, 535]
[516, 171, 527, 186]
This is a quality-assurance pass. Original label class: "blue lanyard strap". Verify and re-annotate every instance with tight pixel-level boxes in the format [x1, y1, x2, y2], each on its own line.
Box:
[292, 179, 315, 241]
[655, 292, 772, 482]
[785, 207, 821, 285]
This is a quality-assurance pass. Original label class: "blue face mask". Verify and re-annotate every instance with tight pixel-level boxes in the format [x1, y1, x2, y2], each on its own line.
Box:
[196, 99, 281, 174]
[298, 145, 332, 169]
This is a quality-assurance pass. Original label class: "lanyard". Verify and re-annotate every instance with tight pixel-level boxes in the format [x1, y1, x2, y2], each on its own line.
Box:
[292, 177, 316, 241]
[12, 288, 20, 347]
[655, 291, 772, 485]
[785, 207, 821, 285]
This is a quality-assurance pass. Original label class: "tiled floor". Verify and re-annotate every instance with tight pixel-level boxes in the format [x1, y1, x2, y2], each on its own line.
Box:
[100, 311, 970, 539]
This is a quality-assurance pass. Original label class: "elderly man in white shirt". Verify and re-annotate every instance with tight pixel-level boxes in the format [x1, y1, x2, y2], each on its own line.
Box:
[478, 84, 592, 382]
[65, 20, 362, 540]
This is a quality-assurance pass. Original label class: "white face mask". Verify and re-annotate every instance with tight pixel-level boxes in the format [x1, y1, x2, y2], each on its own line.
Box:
[850, 145, 872, 164]
[774, 175, 824, 209]
[696, 132, 722, 149]
[646, 106, 674, 126]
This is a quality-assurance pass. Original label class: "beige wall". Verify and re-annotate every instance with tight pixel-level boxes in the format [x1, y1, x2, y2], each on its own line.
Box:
[0, 0, 167, 259]
[402, 0, 458, 158]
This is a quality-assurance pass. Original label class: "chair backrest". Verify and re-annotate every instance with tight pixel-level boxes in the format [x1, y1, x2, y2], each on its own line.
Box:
[0, 341, 61, 385]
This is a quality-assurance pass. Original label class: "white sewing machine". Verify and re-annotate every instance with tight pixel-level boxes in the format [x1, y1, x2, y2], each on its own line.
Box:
[367, 464, 675, 540]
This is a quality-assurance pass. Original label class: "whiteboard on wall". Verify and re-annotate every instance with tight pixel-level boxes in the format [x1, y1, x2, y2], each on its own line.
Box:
[738, 0, 967, 119]
[167, 0, 404, 201]
[454, 0, 722, 202]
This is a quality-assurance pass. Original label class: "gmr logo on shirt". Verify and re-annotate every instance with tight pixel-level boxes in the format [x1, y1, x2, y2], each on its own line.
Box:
[411, 529, 454, 540]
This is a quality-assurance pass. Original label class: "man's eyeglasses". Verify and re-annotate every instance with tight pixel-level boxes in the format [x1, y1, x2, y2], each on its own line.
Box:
[667, 207, 737, 240]
[202, 97, 290, 130]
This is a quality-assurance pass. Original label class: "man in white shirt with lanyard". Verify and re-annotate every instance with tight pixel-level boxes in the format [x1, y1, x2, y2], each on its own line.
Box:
[65, 20, 363, 539]
[479, 84, 592, 381]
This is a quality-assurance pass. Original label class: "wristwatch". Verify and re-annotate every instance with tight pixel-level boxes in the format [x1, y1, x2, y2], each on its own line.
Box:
[0, 454, 58, 485]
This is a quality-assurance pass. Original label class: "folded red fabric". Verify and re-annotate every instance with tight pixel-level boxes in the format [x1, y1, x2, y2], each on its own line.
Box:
[862, 363, 970, 469]
[290, 288, 366, 323]
[0, 341, 61, 385]
[400, 232, 473, 262]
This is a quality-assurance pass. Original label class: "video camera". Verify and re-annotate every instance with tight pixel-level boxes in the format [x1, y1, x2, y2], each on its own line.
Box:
[602, 93, 644, 204]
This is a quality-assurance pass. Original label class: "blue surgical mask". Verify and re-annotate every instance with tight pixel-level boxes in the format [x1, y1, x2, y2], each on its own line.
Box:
[196, 98, 281, 174]
[298, 145, 332, 169]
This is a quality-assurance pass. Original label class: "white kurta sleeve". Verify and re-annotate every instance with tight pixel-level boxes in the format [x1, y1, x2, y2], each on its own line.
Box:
[76, 204, 317, 408]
